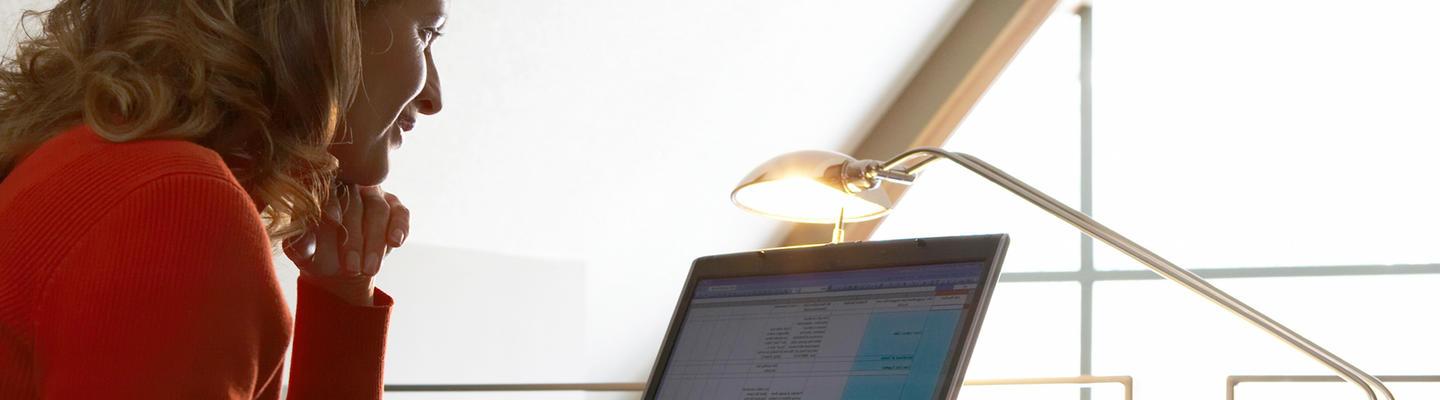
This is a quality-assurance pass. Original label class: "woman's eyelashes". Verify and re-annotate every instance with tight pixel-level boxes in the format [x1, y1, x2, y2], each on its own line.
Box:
[418, 27, 444, 45]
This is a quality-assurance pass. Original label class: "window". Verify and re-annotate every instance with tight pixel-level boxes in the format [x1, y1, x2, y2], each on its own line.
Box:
[1091, 0, 1440, 271]
[872, 1, 1440, 399]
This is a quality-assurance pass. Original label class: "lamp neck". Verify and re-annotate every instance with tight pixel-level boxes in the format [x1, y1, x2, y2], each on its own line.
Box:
[841, 159, 916, 194]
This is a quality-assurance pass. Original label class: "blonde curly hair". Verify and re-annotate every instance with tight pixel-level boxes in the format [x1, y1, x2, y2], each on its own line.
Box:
[0, 0, 376, 243]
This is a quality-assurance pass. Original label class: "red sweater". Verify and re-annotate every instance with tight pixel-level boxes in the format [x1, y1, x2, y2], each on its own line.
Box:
[0, 125, 392, 399]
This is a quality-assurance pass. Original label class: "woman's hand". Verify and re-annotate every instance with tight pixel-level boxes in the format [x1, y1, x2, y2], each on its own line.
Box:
[283, 184, 409, 306]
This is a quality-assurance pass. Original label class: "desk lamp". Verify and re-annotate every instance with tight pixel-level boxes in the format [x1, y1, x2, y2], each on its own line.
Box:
[731, 147, 1394, 400]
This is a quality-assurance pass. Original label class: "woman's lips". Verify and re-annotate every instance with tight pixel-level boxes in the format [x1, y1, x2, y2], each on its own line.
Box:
[390, 115, 415, 149]
[396, 115, 416, 132]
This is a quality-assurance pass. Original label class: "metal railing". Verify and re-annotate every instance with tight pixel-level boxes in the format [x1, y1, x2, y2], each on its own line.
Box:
[385, 375, 1134, 399]
[1227, 375, 1440, 400]
[966, 375, 1133, 400]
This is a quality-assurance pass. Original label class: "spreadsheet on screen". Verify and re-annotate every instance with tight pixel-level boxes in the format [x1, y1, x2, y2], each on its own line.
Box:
[655, 263, 984, 400]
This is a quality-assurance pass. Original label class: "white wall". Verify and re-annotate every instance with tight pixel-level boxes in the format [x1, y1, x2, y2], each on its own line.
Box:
[384, 0, 973, 384]
[274, 246, 588, 384]
[0, 0, 47, 45]
[0, 0, 975, 389]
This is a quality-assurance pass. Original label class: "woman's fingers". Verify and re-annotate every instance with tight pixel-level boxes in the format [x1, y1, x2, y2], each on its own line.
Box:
[359, 186, 390, 276]
[283, 230, 317, 269]
[292, 183, 402, 279]
[307, 192, 345, 276]
[340, 184, 365, 277]
[384, 192, 409, 248]
[312, 218, 342, 276]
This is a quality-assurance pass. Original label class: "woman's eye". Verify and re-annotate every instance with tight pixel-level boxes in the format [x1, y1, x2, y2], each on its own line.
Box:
[420, 28, 444, 45]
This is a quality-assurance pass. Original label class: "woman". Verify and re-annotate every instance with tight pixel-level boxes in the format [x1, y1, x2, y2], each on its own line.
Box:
[0, 0, 445, 398]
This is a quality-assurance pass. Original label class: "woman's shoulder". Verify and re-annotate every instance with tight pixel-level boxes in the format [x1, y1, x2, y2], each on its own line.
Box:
[0, 125, 262, 254]
[0, 125, 269, 293]
[53, 125, 237, 184]
[0, 125, 247, 209]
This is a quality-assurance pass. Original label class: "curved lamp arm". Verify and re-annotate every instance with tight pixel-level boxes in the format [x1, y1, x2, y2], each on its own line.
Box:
[874, 147, 1394, 400]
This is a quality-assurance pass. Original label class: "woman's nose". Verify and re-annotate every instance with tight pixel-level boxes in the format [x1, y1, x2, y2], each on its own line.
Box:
[414, 51, 443, 115]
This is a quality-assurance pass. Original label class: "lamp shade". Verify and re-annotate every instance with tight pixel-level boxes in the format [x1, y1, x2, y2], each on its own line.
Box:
[730, 150, 893, 224]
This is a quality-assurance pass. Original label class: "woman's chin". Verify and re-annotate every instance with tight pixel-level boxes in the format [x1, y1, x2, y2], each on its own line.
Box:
[336, 161, 389, 187]
[330, 131, 394, 187]
[345, 175, 386, 187]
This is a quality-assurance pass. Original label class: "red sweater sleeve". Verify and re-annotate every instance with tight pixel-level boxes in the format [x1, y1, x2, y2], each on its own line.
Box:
[33, 173, 392, 399]
[288, 276, 393, 399]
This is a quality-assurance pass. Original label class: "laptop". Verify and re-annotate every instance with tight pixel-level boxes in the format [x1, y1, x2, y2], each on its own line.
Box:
[642, 234, 1009, 400]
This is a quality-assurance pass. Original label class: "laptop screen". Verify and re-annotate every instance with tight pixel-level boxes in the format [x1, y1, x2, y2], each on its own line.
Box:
[653, 262, 986, 400]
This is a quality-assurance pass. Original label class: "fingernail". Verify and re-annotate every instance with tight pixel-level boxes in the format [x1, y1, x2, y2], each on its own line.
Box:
[346, 250, 361, 274]
[326, 203, 342, 222]
[364, 252, 380, 275]
[390, 229, 405, 246]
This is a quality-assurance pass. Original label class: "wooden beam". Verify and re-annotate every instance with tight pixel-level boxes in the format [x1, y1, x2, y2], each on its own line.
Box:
[779, 0, 1058, 246]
